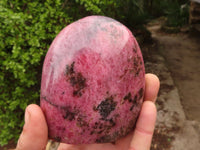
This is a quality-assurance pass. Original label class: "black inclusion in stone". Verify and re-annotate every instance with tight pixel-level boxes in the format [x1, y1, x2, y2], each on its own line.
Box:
[130, 95, 138, 111]
[71, 72, 86, 97]
[41, 96, 59, 108]
[131, 55, 142, 77]
[66, 62, 75, 75]
[138, 87, 144, 100]
[65, 62, 86, 97]
[108, 118, 116, 127]
[63, 107, 78, 121]
[97, 96, 117, 119]
[123, 92, 132, 103]
[95, 135, 112, 143]
[63, 111, 76, 121]
[76, 115, 88, 127]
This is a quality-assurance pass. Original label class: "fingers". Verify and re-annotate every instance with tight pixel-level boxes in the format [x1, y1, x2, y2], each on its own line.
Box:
[144, 74, 160, 102]
[116, 74, 159, 150]
[16, 104, 48, 150]
[128, 74, 159, 150]
[129, 101, 157, 150]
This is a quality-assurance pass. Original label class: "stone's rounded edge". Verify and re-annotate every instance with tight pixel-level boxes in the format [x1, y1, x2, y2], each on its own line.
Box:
[40, 15, 145, 144]
[77, 15, 123, 25]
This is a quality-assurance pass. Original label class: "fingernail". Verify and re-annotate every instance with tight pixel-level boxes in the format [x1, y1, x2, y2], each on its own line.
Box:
[25, 107, 30, 125]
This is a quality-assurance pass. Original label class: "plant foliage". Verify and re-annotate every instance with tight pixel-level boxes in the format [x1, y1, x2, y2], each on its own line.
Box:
[147, 0, 189, 27]
[0, 0, 72, 145]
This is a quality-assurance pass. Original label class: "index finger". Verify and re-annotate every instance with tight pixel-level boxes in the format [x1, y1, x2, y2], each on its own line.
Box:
[144, 74, 160, 103]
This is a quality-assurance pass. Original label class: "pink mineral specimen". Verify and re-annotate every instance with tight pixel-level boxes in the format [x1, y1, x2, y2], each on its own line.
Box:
[40, 16, 145, 144]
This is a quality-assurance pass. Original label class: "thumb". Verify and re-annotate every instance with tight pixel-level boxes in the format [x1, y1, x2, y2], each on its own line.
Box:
[129, 101, 157, 150]
[16, 104, 48, 150]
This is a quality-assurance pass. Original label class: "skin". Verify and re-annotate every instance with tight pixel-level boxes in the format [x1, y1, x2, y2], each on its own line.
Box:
[15, 73, 160, 150]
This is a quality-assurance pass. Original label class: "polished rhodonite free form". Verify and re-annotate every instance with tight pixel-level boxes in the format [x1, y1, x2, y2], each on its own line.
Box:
[40, 16, 145, 144]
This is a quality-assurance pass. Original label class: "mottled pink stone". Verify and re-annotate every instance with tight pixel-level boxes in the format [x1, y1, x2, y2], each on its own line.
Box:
[40, 16, 145, 144]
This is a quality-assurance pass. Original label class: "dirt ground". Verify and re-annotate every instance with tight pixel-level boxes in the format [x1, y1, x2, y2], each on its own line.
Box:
[148, 23, 200, 122]
[145, 19, 200, 150]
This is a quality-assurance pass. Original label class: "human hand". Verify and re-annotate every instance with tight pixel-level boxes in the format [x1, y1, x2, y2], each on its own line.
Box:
[15, 73, 160, 150]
